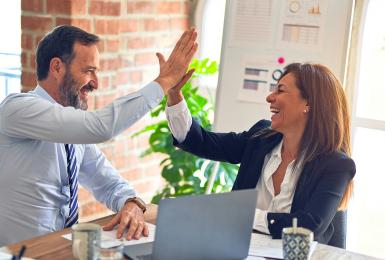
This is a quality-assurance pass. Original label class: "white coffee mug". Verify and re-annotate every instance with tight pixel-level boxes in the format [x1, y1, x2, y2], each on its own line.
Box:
[72, 223, 101, 260]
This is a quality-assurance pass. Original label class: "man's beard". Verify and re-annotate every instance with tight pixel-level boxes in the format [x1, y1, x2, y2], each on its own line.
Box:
[58, 71, 88, 110]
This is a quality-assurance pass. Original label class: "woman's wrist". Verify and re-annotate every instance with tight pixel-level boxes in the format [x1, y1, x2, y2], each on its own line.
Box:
[167, 90, 184, 106]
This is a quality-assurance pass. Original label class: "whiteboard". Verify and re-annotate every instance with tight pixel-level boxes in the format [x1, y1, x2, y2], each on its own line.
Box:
[214, 0, 354, 132]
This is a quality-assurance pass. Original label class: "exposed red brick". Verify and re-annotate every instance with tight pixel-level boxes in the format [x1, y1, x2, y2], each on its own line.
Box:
[121, 56, 135, 68]
[126, 153, 140, 166]
[21, 34, 33, 50]
[133, 181, 158, 194]
[29, 54, 36, 69]
[128, 118, 150, 133]
[137, 135, 150, 147]
[130, 71, 143, 83]
[170, 17, 188, 30]
[34, 34, 45, 49]
[135, 52, 157, 65]
[95, 93, 117, 108]
[78, 187, 93, 202]
[80, 201, 109, 217]
[105, 39, 120, 52]
[113, 155, 127, 169]
[100, 57, 121, 71]
[113, 140, 127, 154]
[96, 40, 105, 53]
[87, 95, 96, 111]
[121, 168, 143, 180]
[47, 0, 86, 15]
[126, 2, 135, 13]
[21, 15, 53, 32]
[98, 76, 110, 90]
[95, 19, 120, 35]
[156, 2, 182, 14]
[21, 0, 43, 13]
[115, 71, 130, 86]
[55, 17, 92, 32]
[126, 137, 136, 150]
[120, 19, 138, 33]
[21, 52, 28, 67]
[89, 1, 121, 16]
[100, 146, 114, 161]
[21, 71, 37, 88]
[134, 1, 153, 13]
[127, 36, 155, 49]
[144, 18, 169, 31]
[157, 34, 178, 48]
[143, 163, 163, 178]
[182, 1, 189, 15]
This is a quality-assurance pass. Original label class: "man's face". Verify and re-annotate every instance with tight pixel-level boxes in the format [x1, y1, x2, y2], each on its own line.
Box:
[58, 42, 100, 110]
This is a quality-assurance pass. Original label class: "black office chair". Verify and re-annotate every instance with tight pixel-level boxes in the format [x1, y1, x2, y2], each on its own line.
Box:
[327, 211, 347, 249]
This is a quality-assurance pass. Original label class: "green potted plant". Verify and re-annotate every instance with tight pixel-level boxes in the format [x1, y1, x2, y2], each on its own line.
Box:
[134, 58, 239, 204]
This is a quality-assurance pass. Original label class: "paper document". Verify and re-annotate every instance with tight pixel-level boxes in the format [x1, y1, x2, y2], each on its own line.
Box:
[62, 222, 156, 248]
[0, 251, 14, 260]
[248, 233, 317, 259]
[0, 251, 33, 260]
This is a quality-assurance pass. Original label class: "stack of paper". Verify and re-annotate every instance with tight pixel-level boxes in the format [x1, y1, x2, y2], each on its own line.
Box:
[248, 233, 317, 259]
[62, 222, 156, 248]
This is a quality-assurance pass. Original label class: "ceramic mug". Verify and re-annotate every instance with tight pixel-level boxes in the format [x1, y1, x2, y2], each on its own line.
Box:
[282, 226, 313, 260]
[72, 223, 101, 260]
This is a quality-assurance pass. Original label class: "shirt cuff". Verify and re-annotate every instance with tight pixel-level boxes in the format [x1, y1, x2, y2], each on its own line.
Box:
[165, 99, 192, 143]
[139, 81, 164, 109]
[253, 208, 270, 234]
[116, 194, 137, 212]
[165, 98, 189, 115]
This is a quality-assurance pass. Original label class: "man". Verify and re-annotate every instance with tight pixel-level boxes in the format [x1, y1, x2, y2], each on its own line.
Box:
[0, 25, 197, 246]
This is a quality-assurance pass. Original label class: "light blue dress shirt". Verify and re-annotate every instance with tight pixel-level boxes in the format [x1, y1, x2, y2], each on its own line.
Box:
[0, 82, 164, 246]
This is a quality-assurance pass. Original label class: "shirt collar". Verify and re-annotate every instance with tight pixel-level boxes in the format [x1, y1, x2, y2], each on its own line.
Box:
[31, 85, 57, 104]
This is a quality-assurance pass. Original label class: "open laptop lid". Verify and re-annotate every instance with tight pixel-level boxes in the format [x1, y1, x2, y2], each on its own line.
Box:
[152, 189, 257, 260]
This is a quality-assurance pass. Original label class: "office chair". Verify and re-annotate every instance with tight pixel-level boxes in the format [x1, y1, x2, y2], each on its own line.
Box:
[327, 211, 347, 249]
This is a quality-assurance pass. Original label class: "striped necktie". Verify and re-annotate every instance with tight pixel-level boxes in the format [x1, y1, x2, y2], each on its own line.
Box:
[64, 144, 79, 227]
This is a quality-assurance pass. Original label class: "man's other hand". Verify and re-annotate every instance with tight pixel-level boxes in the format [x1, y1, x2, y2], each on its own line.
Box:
[102, 202, 149, 240]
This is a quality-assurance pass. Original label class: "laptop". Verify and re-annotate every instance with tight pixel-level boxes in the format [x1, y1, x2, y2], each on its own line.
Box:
[124, 189, 257, 260]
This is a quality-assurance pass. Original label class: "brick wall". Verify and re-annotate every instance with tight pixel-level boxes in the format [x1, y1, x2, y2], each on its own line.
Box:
[21, 0, 189, 222]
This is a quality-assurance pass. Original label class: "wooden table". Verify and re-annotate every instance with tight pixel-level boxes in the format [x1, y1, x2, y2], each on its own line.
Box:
[3, 204, 380, 260]
[5, 204, 158, 259]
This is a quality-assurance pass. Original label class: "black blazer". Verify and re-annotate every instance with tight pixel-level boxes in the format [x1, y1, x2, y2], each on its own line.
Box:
[174, 119, 355, 244]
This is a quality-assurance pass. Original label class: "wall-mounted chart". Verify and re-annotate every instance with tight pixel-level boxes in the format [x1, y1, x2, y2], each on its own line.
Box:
[214, 0, 354, 132]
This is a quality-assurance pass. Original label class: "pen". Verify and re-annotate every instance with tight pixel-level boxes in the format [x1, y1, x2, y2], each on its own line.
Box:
[11, 245, 26, 260]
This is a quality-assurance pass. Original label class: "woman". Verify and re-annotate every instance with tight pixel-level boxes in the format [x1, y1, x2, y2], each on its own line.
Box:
[165, 63, 355, 247]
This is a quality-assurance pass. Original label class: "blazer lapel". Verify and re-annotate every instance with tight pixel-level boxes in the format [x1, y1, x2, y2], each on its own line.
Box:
[291, 158, 318, 212]
[246, 133, 283, 189]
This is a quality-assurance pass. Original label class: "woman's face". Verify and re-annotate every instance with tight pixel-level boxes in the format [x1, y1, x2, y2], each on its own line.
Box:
[266, 72, 309, 135]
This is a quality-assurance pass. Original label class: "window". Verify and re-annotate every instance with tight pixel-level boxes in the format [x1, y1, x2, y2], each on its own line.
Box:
[196, 0, 226, 90]
[0, 0, 21, 102]
[347, 0, 385, 258]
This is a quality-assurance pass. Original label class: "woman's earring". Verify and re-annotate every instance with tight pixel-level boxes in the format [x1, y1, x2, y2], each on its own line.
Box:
[304, 108, 309, 113]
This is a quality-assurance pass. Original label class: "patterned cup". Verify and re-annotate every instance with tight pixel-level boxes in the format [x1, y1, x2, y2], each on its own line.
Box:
[282, 226, 313, 260]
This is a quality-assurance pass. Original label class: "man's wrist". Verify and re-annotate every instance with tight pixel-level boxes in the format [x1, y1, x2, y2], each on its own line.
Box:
[154, 77, 171, 93]
[125, 197, 147, 213]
